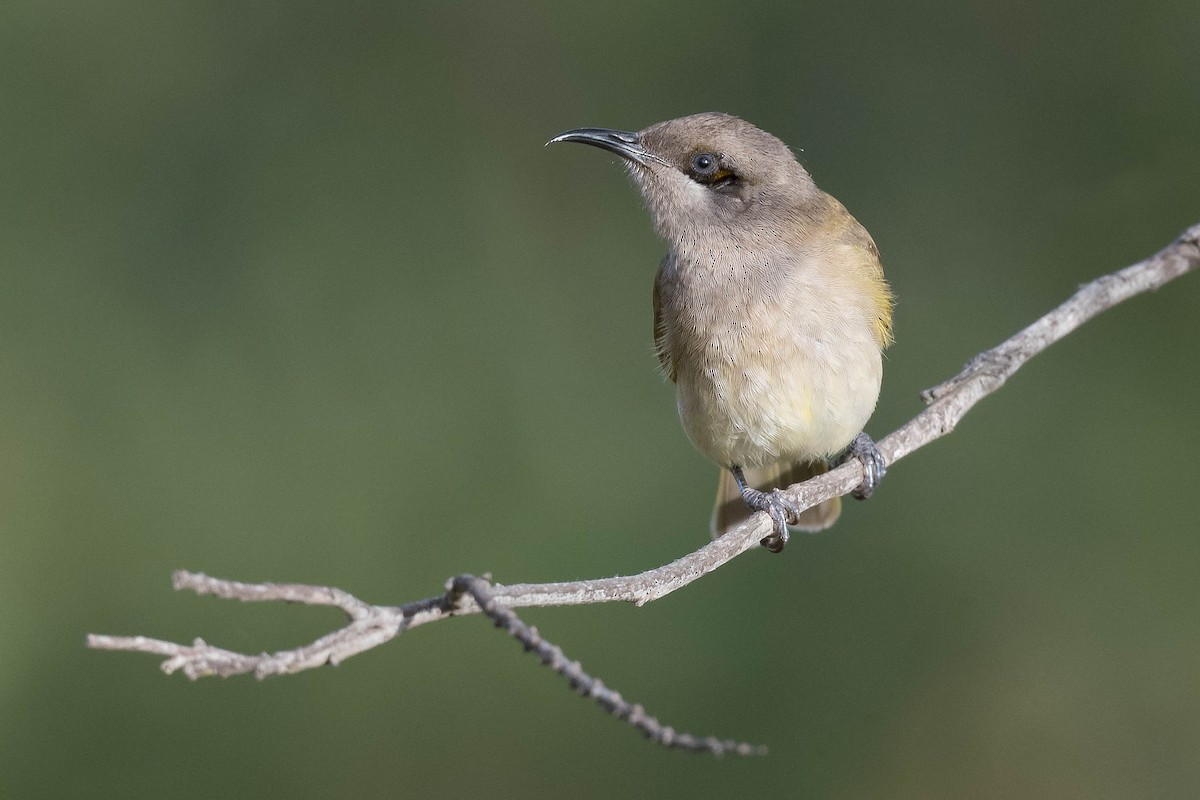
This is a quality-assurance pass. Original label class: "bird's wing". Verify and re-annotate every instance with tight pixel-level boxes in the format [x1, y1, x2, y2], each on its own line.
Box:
[839, 218, 894, 348]
[652, 257, 676, 382]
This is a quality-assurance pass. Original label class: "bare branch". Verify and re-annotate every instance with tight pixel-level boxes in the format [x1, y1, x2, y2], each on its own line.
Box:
[89, 571, 769, 755]
[87, 222, 1200, 751]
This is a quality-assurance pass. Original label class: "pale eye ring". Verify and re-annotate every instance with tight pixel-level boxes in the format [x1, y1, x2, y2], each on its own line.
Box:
[691, 152, 718, 175]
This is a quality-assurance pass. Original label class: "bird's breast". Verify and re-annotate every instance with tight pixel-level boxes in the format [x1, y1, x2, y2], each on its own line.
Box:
[660, 245, 883, 468]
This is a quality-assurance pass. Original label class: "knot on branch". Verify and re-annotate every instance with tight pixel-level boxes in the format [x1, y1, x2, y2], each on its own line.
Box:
[921, 347, 1015, 405]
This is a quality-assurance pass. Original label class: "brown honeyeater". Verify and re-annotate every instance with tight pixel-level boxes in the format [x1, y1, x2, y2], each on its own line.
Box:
[550, 113, 893, 551]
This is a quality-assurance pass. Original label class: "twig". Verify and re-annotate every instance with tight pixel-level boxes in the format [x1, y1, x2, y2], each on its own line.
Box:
[449, 575, 767, 756]
[87, 222, 1200, 751]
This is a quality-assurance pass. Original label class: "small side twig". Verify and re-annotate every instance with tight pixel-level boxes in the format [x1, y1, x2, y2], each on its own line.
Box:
[450, 575, 766, 756]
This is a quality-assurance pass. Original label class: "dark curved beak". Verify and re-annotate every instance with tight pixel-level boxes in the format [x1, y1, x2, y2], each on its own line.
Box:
[546, 127, 666, 167]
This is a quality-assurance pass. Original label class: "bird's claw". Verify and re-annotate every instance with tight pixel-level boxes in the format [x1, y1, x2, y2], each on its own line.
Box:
[841, 432, 887, 500]
[759, 496, 792, 553]
[731, 465, 795, 553]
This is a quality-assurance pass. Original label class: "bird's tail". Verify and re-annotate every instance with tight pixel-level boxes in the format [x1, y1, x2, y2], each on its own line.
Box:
[710, 459, 841, 539]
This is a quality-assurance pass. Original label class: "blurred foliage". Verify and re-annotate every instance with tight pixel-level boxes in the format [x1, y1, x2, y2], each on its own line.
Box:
[1, 1, 1198, 797]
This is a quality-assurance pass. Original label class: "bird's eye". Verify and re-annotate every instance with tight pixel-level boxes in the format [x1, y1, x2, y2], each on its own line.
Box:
[691, 152, 718, 175]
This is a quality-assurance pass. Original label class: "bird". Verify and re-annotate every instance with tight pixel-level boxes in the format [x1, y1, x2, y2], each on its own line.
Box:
[548, 112, 893, 552]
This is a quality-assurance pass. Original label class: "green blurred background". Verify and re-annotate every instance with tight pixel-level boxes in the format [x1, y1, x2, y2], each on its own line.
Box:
[3, 1, 1198, 797]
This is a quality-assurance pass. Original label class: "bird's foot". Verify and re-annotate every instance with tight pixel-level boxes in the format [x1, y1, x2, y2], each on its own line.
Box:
[839, 432, 887, 500]
[731, 465, 795, 553]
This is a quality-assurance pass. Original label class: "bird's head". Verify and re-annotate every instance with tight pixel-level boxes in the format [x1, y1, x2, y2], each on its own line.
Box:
[549, 112, 820, 242]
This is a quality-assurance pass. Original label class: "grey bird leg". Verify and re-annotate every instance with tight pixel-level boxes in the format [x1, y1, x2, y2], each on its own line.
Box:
[731, 465, 793, 553]
[838, 432, 887, 499]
